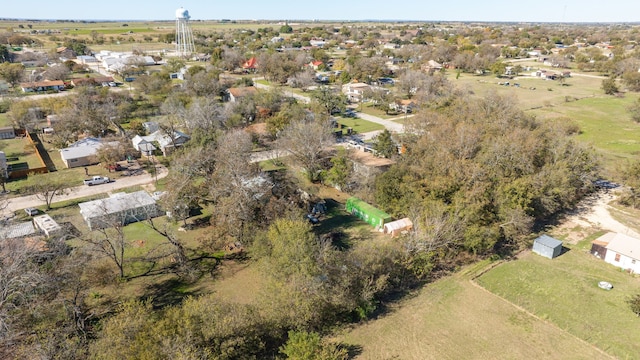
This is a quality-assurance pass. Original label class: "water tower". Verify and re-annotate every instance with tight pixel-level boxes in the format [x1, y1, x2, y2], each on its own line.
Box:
[175, 7, 195, 57]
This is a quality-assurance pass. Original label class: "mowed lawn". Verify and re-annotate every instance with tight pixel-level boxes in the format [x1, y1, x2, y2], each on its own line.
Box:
[477, 248, 640, 359]
[337, 269, 606, 359]
[337, 117, 385, 134]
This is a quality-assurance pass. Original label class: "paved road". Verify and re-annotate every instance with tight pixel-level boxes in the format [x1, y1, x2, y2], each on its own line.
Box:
[1, 166, 168, 217]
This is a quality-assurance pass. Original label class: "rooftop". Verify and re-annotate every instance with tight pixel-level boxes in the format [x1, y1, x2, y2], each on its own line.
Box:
[605, 233, 640, 260]
[79, 191, 157, 219]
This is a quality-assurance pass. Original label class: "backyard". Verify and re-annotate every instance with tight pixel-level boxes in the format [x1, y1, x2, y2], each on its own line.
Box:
[477, 243, 640, 359]
[337, 260, 608, 359]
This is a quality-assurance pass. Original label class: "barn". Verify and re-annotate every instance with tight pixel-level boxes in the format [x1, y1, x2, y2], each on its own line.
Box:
[532, 235, 563, 259]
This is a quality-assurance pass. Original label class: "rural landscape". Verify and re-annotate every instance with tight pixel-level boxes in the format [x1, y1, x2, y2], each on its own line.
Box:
[1, 11, 640, 360]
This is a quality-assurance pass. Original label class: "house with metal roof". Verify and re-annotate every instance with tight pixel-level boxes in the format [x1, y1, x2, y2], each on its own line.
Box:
[0, 221, 37, 240]
[59, 137, 103, 168]
[78, 191, 160, 230]
[592, 232, 640, 274]
[532, 235, 563, 259]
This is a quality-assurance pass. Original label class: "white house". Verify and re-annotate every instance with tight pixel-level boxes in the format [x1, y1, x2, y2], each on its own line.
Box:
[78, 191, 160, 230]
[132, 130, 190, 156]
[595, 232, 640, 274]
[132, 135, 157, 156]
[59, 137, 120, 168]
[342, 82, 372, 102]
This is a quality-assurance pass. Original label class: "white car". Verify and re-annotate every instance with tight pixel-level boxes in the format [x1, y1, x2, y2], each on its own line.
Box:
[25, 207, 38, 216]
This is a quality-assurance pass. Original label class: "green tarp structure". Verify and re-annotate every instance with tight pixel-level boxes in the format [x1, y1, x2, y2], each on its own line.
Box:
[345, 197, 392, 229]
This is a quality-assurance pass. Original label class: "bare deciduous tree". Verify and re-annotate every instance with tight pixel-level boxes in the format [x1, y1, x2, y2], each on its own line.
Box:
[22, 172, 70, 210]
[277, 115, 336, 182]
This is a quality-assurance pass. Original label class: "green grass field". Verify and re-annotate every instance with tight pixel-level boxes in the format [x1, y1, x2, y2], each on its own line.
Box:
[0, 137, 43, 170]
[337, 117, 385, 134]
[452, 71, 640, 175]
[337, 265, 607, 359]
[477, 247, 640, 359]
[532, 96, 640, 163]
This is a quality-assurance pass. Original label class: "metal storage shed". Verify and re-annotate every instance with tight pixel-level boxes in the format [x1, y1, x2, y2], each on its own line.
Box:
[532, 235, 563, 259]
[345, 197, 392, 229]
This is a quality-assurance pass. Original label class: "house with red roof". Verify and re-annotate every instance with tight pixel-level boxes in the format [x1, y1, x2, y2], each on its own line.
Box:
[309, 60, 324, 70]
[242, 57, 258, 70]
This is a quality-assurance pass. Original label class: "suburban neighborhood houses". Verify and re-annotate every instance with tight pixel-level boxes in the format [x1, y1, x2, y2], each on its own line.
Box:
[1, 8, 640, 359]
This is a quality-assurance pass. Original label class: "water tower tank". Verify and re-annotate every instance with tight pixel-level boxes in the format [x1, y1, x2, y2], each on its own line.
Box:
[176, 7, 190, 19]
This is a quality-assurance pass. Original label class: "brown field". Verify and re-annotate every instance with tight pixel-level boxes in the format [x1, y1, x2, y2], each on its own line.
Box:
[336, 265, 609, 360]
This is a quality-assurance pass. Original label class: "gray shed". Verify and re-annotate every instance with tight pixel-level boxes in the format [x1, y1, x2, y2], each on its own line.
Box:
[532, 235, 563, 259]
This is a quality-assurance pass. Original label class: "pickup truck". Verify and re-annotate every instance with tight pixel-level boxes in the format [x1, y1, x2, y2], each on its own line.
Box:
[83, 176, 111, 186]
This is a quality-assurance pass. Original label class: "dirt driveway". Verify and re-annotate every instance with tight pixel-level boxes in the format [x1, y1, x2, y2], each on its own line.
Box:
[554, 190, 640, 243]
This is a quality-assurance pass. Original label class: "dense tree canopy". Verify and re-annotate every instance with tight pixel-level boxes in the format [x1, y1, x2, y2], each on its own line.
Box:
[378, 92, 598, 258]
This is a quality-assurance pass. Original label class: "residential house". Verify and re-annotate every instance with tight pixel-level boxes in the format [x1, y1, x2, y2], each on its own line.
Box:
[71, 76, 115, 87]
[592, 232, 640, 274]
[132, 134, 157, 156]
[59, 137, 117, 168]
[422, 60, 443, 74]
[78, 191, 161, 230]
[143, 121, 160, 134]
[309, 60, 324, 70]
[76, 55, 98, 64]
[20, 80, 65, 93]
[0, 127, 15, 140]
[133, 130, 190, 156]
[389, 99, 417, 114]
[226, 86, 258, 102]
[242, 57, 258, 71]
[342, 82, 372, 102]
[309, 39, 326, 48]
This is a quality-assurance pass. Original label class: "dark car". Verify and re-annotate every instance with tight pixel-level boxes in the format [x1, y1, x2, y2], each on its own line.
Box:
[343, 110, 357, 118]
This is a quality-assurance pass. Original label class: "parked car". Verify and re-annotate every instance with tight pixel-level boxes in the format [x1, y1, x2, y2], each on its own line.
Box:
[83, 176, 111, 186]
[343, 110, 357, 118]
[25, 207, 38, 216]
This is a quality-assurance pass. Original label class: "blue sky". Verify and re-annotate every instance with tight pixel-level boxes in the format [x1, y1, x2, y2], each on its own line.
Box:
[3, 0, 640, 23]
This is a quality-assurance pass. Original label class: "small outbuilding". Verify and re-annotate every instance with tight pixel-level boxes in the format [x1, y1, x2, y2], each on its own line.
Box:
[532, 234, 563, 259]
[345, 197, 392, 229]
[33, 214, 62, 237]
[383, 218, 413, 237]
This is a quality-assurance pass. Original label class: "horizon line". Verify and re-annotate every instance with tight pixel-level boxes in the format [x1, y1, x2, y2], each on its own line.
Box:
[1, 17, 639, 25]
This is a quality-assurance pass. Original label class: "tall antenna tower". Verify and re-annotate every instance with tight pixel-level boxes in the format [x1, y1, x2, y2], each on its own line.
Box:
[175, 7, 195, 57]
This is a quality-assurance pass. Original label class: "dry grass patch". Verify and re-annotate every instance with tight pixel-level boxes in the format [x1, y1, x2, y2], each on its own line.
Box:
[337, 271, 606, 359]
